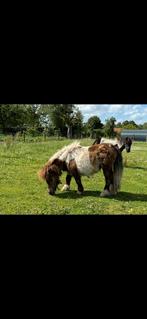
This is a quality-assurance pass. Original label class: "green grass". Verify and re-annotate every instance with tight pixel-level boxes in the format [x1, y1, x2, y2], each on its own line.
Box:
[0, 139, 147, 214]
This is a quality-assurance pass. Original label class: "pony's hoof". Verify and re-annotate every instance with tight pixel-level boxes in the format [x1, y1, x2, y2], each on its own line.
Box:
[100, 190, 111, 197]
[61, 184, 70, 192]
[109, 185, 117, 195]
[77, 190, 83, 195]
[110, 191, 117, 195]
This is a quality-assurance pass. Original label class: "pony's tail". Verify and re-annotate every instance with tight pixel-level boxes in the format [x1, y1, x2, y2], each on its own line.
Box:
[113, 151, 123, 193]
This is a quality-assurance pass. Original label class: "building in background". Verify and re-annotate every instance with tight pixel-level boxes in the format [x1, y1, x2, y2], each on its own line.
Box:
[114, 128, 147, 141]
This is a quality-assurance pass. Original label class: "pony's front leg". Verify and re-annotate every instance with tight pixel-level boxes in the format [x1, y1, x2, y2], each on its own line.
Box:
[100, 166, 115, 197]
[61, 174, 72, 191]
[73, 174, 84, 195]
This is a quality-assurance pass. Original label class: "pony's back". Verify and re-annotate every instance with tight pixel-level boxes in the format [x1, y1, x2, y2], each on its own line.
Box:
[49, 141, 81, 163]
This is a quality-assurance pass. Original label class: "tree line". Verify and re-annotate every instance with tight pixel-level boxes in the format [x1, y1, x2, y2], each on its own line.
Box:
[0, 104, 147, 139]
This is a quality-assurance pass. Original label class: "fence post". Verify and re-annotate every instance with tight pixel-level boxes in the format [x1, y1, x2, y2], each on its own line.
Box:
[23, 132, 26, 142]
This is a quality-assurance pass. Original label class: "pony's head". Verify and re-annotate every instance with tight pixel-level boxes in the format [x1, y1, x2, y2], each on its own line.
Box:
[92, 137, 101, 145]
[124, 137, 132, 153]
[38, 159, 66, 195]
[46, 162, 62, 195]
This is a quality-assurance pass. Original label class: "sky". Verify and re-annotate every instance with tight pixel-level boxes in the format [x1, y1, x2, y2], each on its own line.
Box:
[76, 105, 147, 124]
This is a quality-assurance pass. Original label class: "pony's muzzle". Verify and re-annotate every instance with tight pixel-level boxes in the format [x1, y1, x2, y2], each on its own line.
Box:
[49, 190, 55, 196]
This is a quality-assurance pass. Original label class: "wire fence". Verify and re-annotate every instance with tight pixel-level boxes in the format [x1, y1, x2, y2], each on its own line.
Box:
[0, 128, 84, 143]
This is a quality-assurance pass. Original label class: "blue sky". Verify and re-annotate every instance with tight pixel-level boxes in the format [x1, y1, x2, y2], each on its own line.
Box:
[76, 105, 147, 124]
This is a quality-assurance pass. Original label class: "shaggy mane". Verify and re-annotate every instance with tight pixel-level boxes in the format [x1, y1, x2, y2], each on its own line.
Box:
[49, 141, 82, 163]
[38, 141, 83, 181]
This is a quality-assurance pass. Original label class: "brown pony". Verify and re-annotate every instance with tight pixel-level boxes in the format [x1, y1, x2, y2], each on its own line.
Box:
[38, 141, 123, 197]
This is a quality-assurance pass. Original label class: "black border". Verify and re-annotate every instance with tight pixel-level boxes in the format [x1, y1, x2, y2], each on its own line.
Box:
[1, 88, 147, 104]
[1, 215, 147, 254]
[1, 61, 147, 104]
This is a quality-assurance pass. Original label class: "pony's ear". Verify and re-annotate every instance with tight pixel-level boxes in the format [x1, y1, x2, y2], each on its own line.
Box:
[52, 159, 67, 171]
[48, 165, 58, 175]
[48, 163, 62, 176]
[52, 159, 62, 166]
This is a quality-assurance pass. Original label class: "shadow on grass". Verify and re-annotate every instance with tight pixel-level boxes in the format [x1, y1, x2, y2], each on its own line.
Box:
[115, 192, 147, 202]
[128, 166, 147, 171]
[55, 190, 101, 199]
[55, 190, 147, 202]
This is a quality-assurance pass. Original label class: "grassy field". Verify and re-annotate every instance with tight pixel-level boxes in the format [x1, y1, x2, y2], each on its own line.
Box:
[0, 138, 147, 214]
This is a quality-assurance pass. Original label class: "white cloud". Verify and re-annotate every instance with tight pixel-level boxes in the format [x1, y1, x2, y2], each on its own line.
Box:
[75, 104, 147, 124]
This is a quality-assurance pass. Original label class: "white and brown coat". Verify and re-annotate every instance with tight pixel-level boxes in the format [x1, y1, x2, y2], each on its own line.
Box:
[38, 141, 123, 197]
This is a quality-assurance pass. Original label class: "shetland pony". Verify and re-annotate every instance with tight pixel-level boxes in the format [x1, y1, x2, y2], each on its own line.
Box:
[93, 137, 132, 153]
[38, 141, 123, 197]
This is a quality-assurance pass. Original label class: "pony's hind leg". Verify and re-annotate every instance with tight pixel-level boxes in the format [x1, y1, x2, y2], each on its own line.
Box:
[61, 174, 72, 191]
[100, 166, 115, 197]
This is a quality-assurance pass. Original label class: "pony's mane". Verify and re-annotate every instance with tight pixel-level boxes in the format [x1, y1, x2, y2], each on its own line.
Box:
[49, 141, 82, 164]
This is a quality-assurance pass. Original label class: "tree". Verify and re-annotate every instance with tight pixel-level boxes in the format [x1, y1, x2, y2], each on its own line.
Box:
[104, 117, 117, 138]
[0, 104, 26, 133]
[62, 104, 75, 138]
[37, 104, 65, 135]
[39, 104, 73, 137]
[25, 104, 40, 127]
[138, 124, 143, 129]
[122, 120, 129, 127]
[116, 122, 122, 128]
[0, 104, 84, 138]
[37, 104, 54, 129]
[0, 104, 40, 134]
[87, 116, 103, 138]
[121, 120, 138, 129]
[82, 122, 89, 138]
[40, 104, 83, 138]
[72, 109, 83, 138]
[142, 122, 147, 129]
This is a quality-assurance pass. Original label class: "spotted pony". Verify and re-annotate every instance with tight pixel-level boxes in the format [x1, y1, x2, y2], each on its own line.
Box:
[38, 141, 123, 197]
